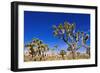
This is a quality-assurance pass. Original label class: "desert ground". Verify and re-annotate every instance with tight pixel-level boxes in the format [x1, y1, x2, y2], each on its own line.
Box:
[24, 52, 90, 62]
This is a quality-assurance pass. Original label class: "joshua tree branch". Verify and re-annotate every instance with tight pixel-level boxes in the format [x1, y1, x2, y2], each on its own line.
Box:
[76, 45, 82, 50]
[62, 34, 70, 46]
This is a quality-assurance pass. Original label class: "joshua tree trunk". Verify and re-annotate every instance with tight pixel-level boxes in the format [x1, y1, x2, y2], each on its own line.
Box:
[70, 43, 77, 59]
[86, 47, 90, 57]
[82, 43, 90, 57]
[29, 48, 34, 58]
[71, 50, 76, 59]
[61, 55, 65, 60]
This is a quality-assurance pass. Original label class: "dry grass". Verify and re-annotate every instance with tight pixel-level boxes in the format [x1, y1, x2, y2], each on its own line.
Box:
[24, 52, 90, 62]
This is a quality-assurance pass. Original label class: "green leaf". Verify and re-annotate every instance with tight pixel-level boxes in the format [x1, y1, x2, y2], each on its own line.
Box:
[58, 24, 63, 29]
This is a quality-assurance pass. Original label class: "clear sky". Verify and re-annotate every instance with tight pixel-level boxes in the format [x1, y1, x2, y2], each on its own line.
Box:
[24, 11, 90, 53]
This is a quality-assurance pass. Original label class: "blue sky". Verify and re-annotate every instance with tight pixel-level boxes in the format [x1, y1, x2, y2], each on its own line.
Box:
[24, 11, 90, 53]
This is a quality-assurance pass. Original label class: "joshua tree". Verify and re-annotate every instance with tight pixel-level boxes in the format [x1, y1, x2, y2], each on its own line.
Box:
[38, 44, 49, 60]
[60, 50, 66, 60]
[25, 42, 37, 58]
[52, 21, 90, 59]
[25, 38, 49, 61]
[81, 32, 90, 57]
